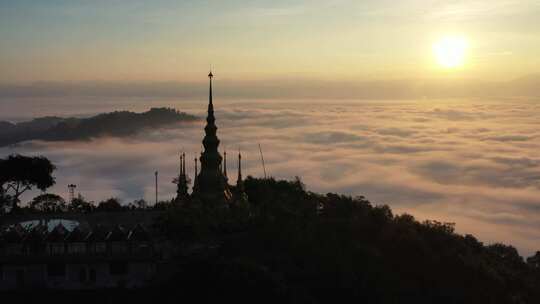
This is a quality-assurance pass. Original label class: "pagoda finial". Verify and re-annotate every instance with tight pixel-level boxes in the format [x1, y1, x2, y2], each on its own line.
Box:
[237, 150, 242, 184]
[208, 71, 213, 106]
[182, 152, 186, 177]
[179, 151, 183, 175]
[235, 149, 247, 204]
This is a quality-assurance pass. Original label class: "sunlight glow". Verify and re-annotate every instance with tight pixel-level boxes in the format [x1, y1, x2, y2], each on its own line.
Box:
[433, 36, 469, 69]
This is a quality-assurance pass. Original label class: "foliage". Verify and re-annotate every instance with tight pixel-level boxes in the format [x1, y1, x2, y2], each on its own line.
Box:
[29, 193, 66, 212]
[0, 187, 10, 214]
[68, 194, 95, 213]
[0, 154, 56, 210]
[1, 176, 539, 303]
[527, 251, 540, 269]
[155, 176, 540, 303]
[96, 197, 123, 212]
[132, 199, 148, 209]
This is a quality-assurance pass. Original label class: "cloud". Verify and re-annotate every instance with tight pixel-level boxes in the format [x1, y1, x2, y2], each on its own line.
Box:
[483, 135, 533, 142]
[303, 131, 370, 145]
[1, 98, 540, 256]
[2, 75, 540, 100]
[375, 127, 417, 137]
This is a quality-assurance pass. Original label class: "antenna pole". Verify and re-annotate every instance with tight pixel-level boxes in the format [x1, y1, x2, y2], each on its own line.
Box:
[258, 143, 267, 179]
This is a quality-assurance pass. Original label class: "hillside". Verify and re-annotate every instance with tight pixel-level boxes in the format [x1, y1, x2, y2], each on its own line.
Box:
[0, 108, 197, 147]
[1, 176, 539, 303]
[154, 177, 540, 303]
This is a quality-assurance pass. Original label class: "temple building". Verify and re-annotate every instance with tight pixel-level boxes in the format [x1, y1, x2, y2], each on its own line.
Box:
[174, 72, 248, 207]
[0, 222, 158, 290]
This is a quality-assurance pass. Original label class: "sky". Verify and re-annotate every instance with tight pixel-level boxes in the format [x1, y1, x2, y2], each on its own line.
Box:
[1, 0, 540, 87]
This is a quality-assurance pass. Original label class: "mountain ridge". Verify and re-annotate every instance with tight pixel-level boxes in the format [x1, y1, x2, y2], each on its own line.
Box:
[0, 107, 198, 147]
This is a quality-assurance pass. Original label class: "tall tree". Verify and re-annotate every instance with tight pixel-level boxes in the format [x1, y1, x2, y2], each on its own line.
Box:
[0, 154, 56, 210]
[29, 193, 66, 213]
[97, 197, 123, 211]
[527, 251, 540, 269]
[69, 194, 95, 213]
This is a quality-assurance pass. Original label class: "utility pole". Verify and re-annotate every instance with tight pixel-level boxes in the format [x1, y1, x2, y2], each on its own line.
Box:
[154, 171, 158, 205]
[258, 143, 267, 179]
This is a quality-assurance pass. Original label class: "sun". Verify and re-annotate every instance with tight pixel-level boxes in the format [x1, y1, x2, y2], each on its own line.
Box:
[432, 36, 469, 69]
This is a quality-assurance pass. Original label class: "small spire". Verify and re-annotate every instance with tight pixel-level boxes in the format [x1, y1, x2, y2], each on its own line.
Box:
[182, 152, 186, 177]
[179, 151, 182, 175]
[208, 71, 213, 106]
[235, 149, 247, 201]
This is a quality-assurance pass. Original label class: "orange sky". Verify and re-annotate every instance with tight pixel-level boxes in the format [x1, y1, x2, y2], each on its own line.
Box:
[1, 1, 539, 84]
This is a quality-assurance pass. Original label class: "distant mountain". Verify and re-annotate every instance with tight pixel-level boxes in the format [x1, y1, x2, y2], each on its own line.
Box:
[0, 108, 197, 147]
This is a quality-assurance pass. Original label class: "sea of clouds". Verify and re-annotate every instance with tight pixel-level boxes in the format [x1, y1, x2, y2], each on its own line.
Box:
[0, 97, 539, 256]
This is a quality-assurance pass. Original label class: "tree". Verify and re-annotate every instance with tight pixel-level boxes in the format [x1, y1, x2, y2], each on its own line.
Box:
[487, 243, 525, 267]
[132, 199, 148, 209]
[527, 251, 540, 269]
[69, 194, 95, 213]
[97, 197, 123, 211]
[29, 193, 66, 213]
[0, 187, 10, 214]
[0, 154, 55, 210]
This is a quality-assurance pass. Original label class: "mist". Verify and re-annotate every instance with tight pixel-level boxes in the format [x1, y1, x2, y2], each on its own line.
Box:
[0, 97, 539, 256]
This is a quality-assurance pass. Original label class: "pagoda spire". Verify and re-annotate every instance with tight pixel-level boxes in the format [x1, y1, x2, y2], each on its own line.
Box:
[182, 152, 186, 178]
[180, 152, 184, 175]
[174, 151, 189, 204]
[237, 151, 243, 190]
[238, 152, 242, 181]
[192, 71, 232, 205]
[233, 150, 248, 206]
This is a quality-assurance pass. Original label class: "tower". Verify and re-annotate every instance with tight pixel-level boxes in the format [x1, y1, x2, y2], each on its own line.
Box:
[192, 72, 233, 205]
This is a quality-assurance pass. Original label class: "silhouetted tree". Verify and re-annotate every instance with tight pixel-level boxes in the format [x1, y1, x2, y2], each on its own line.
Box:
[132, 199, 148, 209]
[153, 200, 171, 210]
[0, 187, 10, 214]
[527, 251, 540, 269]
[69, 194, 95, 213]
[29, 193, 66, 212]
[96, 197, 122, 211]
[155, 176, 540, 304]
[0, 154, 55, 211]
